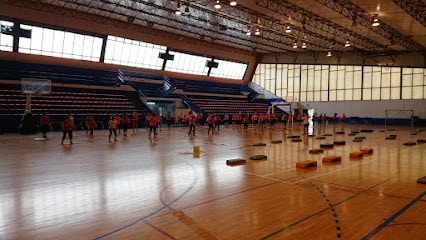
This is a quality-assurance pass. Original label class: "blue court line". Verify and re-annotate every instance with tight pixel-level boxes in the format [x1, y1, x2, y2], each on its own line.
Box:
[92, 162, 198, 240]
[361, 190, 426, 240]
[303, 175, 343, 239]
[260, 177, 393, 239]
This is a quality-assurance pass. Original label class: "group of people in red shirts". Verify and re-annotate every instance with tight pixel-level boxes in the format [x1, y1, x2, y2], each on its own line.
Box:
[108, 111, 141, 140]
[39, 110, 347, 144]
[37, 112, 75, 144]
[54, 111, 140, 144]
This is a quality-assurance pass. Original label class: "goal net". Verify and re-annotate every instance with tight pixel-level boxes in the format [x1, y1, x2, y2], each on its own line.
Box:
[384, 109, 414, 127]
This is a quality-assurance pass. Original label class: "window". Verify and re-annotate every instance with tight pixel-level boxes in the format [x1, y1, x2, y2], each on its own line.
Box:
[18, 24, 102, 61]
[253, 63, 426, 102]
[105, 36, 165, 70]
[210, 60, 247, 80]
[165, 51, 209, 75]
[401, 68, 425, 99]
[0, 20, 14, 51]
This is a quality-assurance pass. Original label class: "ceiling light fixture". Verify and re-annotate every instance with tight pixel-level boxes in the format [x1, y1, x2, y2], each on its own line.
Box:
[255, 28, 260, 35]
[327, 51, 332, 57]
[345, 40, 350, 47]
[246, 29, 251, 36]
[230, 1, 237, 6]
[293, 42, 298, 48]
[371, 15, 380, 27]
[175, 1, 181, 15]
[214, 0, 221, 9]
[285, 26, 292, 33]
[302, 42, 307, 49]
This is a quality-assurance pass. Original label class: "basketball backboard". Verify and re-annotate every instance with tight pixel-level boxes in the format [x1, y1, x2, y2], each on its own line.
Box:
[21, 78, 51, 94]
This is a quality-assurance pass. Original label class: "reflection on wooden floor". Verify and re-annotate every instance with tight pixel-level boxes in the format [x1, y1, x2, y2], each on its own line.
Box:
[0, 123, 425, 240]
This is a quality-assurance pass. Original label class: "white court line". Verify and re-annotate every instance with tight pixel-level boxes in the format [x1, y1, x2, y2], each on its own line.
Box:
[245, 172, 291, 183]
[292, 157, 378, 184]
[263, 167, 297, 176]
[245, 157, 378, 185]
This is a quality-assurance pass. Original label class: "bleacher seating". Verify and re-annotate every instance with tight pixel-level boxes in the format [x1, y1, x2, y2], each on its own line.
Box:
[0, 83, 145, 132]
[188, 95, 274, 116]
[0, 60, 289, 133]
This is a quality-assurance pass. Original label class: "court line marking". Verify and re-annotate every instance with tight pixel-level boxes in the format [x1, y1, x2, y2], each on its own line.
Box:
[361, 190, 426, 240]
[246, 157, 377, 184]
[260, 177, 393, 239]
[245, 172, 293, 183]
[262, 167, 297, 177]
[144, 221, 177, 240]
[172, 211, 218, 240]
[298, 173, 342, 239]
[291, 157, 377, 184]
[92, 161, 198, 240]
[175, 181, 280, 211]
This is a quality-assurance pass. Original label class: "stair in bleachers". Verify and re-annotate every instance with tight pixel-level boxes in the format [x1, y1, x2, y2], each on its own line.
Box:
[118, 69, 175, 97]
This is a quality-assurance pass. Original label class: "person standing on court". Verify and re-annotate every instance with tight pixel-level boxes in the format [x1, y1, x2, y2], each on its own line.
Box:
[132, 111, 139, 133]
[155, 113, 161, 131]
[115, 114, 122, 135]
[108, 115, 118, 142]
[85, 113, 96, 136]
[148, 113, 158, 138]
[321, 113, 327, 126]
[166, 112, 172, 128]
[207, 114, 215, 135]
[243, 114, 249, 132]
[188, 115, 196, 136]
[223, 113, 229, 127]
[40, 112, 50, 138]
[281, 113, 288, 129]
[340, 113, 346, 124]
[61, 115, 73, 144]
[121, 113, 130, 137]
[287, 113, 293, 128]
[333, 113, 338, 123]
[302, 113, 309, 135]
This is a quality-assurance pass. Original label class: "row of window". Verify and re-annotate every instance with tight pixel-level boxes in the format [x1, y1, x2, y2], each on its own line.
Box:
[2, 20, 426, 100]
[0, 20, 247, 80]
[254, 64, 426, 101]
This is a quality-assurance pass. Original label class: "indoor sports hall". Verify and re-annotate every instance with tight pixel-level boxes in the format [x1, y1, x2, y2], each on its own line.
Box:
[0, 0, 425, 239]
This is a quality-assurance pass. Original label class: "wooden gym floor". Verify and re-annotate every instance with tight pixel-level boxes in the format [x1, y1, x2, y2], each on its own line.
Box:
[0, 123, 425, 240]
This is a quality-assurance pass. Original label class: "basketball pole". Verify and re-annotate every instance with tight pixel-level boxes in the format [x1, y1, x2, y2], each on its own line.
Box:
[25, 93, 32, 112]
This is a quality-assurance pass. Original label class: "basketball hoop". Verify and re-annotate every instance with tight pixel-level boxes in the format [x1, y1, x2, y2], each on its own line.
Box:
[21, 78, 51, 94]
[21, 78, 51, 112]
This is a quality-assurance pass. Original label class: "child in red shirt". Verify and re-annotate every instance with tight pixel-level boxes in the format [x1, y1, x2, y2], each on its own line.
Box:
[40, 112, 50, 138]
[149, 114, 158, 138]
[61, 115, 74, 144]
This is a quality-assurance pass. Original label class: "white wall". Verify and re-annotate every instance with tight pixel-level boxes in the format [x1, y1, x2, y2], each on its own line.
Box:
[302, 99, 426, 119]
